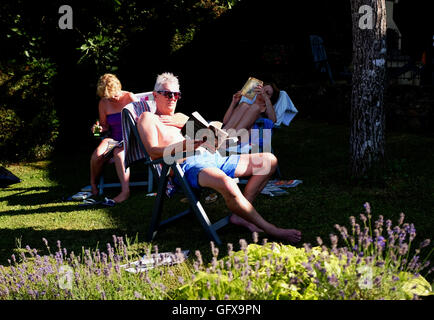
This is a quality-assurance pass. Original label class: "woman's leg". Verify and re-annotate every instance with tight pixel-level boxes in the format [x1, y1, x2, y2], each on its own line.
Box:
[90, 139, 111, 195]
[223, 103, 250, 130]
[223, 104, 262, 144]
[232, 104, 261, 131]
[112, 146, 130, 203]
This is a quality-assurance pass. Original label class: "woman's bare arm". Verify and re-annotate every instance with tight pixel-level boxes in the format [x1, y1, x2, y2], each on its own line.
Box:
[263, 97, 277, 123]
[223, 91, 242, 125]
[98, 99, 109, 132]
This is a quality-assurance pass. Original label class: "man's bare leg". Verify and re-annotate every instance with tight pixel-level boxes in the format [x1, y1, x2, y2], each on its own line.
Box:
[198, 167, 302, 243]
[225, 153, 278, 232]
[235, 153, 277, 201]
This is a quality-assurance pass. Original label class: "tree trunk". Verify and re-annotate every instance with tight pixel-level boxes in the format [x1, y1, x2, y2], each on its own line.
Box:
[350, 0, 387, 179]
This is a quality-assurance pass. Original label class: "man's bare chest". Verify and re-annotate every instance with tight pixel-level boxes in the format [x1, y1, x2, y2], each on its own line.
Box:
[157, 123, 184, 144]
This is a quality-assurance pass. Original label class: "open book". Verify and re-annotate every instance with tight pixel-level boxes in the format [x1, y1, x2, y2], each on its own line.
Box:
[240, 77, 263, 100]
[181, 111, 236, 153]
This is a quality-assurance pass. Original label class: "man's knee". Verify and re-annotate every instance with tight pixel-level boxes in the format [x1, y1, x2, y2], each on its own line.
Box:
[251, 152, 277, 176]
[266, 152, 278, 169]
[264, 152, 278, 174]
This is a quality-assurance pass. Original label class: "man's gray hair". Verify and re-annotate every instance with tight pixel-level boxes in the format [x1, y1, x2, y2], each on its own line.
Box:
[154, 72, 180, 92]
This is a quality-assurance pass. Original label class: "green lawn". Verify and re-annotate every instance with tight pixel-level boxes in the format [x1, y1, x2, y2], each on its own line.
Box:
[1, 119, 433, 282]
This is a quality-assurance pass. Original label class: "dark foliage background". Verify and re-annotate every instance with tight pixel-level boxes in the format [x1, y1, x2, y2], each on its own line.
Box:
[0, 0, 432, 161]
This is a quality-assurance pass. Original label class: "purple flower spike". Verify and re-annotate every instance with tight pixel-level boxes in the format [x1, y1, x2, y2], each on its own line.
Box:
[419, 239, 431, 249]
[363, 202, 371, 215]
[376, 236, 386, 249]
[398, 213, 405, 225]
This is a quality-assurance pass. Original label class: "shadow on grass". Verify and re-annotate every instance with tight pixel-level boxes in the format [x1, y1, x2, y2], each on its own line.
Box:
[0, 186, 53, 201]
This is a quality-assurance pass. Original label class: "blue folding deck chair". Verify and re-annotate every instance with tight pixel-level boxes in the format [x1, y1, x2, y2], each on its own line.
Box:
[121, 100, 232, 246]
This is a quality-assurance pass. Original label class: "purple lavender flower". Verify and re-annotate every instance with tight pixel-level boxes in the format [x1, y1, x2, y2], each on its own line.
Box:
[409, 224, 416, 242]
[398, 212, 405, 225]
[330, 234, 338, 249]
[340, 227, 349, 240]
[349, 216, 356, 227]
[364, 202, 371, 215]
[376, 236, 386, 249]
[375, 215, 384, 229]
[399, 243, 409, 256]
[327, 274, 339, 288]
[355, 224, 361, 235]
[252, 232, 259, 244]
[239, 239, 248, 251]
[386, 219, 392, 230]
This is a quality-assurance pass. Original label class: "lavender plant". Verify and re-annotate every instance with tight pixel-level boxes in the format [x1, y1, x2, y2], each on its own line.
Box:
[308, 203, 433, 299]
[0, 205, 432, 300]
[0, 235, 189, 300]
[175, 204, 433, 300]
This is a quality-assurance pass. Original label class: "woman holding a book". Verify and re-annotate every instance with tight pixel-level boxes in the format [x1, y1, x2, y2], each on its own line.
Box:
[89, 73, 136, 203]
[222, 79, 280, 132]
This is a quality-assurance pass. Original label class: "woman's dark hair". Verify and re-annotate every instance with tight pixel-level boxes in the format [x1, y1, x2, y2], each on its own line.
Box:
[264, 82, 280, 105]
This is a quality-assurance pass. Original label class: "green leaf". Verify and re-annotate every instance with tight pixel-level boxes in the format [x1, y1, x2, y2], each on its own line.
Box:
[400, 272, 433, 297]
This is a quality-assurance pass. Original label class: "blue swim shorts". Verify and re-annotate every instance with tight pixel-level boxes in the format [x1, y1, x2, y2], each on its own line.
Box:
[178, 151, 240, 189]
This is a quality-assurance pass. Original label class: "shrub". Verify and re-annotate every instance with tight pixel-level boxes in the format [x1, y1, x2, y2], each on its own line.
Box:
[0, 205, 432, 300]
[175, 240, 320, 300]
[0, 236, 188, 300]
[0, 61, 59, 161]
[176, 204, 433, 300]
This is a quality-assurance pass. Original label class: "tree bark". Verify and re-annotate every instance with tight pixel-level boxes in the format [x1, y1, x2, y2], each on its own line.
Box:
[350, 0, 387, 179]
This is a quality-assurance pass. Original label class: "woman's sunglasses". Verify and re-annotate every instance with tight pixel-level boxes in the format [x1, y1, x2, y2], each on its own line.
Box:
[157, 90, 181, 100]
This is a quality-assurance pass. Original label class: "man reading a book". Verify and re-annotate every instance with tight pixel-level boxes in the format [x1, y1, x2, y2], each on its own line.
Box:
[136, 72, 301, 243]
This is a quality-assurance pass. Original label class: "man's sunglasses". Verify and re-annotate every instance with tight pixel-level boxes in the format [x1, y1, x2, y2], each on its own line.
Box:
[157, 90, 181, 100]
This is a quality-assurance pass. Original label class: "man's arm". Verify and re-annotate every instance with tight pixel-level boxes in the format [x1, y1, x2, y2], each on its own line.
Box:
[137, 112, 203, 160]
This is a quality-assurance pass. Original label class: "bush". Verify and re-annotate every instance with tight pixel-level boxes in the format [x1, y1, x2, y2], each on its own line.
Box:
[0, 205, 432, 300]
[0, 60, 59, 161]
[0, 107, 23, 159]
[176, 204, 433, 300]
[0, 236, 187, 300]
